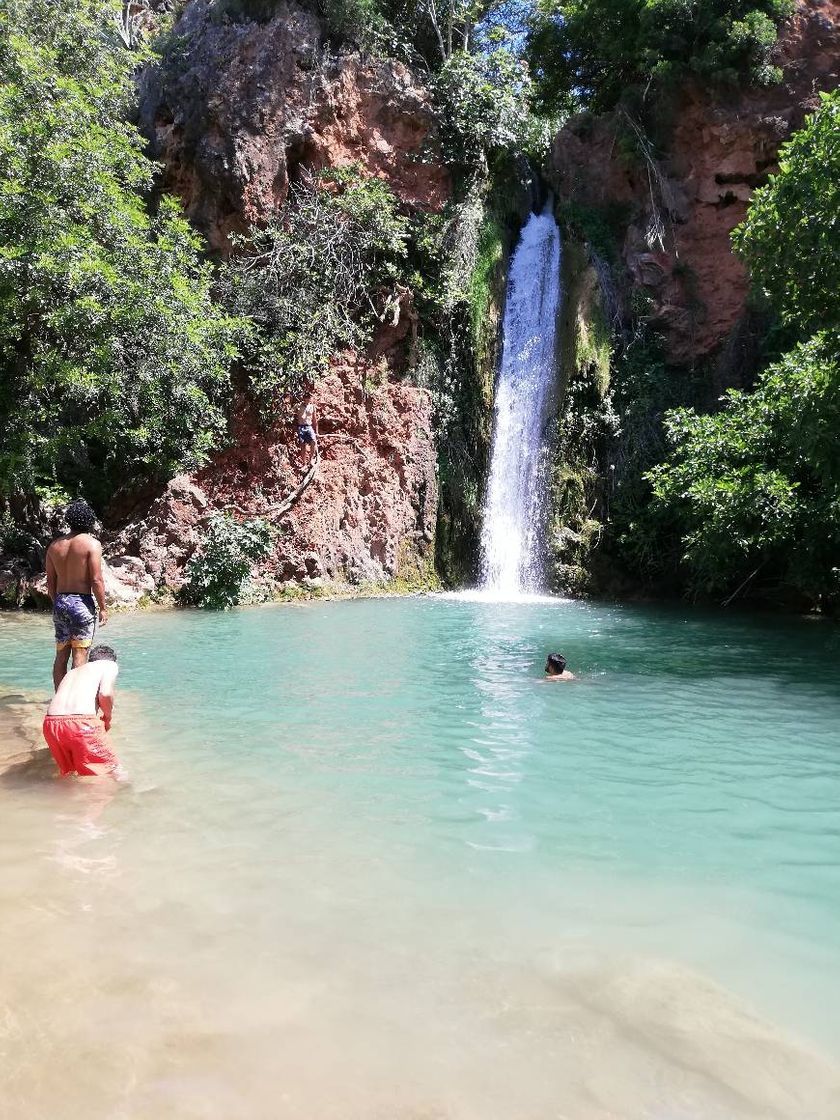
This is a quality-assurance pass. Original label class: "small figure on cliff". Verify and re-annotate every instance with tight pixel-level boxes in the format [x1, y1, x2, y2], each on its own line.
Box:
[544, 653, 576, 681]
[295, 390, 319, 470]
[42, 645, 124, 779]
[45, 499, 108, 689]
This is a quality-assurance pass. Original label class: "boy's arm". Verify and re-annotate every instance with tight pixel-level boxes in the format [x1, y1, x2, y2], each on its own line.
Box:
[89, 539, 108, 625]
[45, 545, 57, 602]
[97, 664, 119, 731]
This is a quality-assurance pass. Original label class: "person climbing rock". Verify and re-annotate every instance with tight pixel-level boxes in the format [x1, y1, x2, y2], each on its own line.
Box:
[295, 390, 319, 470]
[544, 653, 576, 681]
[45, 499, 108, 689]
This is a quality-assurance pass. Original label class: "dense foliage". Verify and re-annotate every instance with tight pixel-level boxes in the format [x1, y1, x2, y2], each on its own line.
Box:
[527, 0, 793, 113]
[218, 167, 409, 405]
[319, 0, 553, 169]
[649, 92, 840, 605]
[0, 0, 240, 509]
[649, 336, 840, 600]
[732, 91, 840, 334]
[181, 513, 273, 609]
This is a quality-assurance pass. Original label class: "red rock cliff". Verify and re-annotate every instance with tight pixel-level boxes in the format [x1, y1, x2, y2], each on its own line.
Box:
[110, 0, 450, 597]
[546, 0, 840, 366]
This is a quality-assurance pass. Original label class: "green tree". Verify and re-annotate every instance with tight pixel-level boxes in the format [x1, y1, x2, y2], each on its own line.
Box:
[527, 0, 793, 113]
[432, 33, 544, 170]
[649, 335, 840, 601]
[0, 0, 240, 508]
[733, 90, 840, 334]
[648, 93, 840, 605]
[218, 167, 409, 406]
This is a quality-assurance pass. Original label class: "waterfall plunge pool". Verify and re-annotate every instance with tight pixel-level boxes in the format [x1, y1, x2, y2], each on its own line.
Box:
[1, 596, 840, 1118]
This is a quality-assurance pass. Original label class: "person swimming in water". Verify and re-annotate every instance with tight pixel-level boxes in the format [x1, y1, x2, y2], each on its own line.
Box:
[42, 645, 124, 779]
[544, 652, 576, 681]
[294, 390, 319, 470]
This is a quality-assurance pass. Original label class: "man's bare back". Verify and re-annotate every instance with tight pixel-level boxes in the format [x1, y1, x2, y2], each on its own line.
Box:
[46, 533, 104, 596]
[46, 501, 108, 688]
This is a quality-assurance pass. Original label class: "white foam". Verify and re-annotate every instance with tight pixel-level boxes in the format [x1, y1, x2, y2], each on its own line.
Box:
[435, 589, 573, 606]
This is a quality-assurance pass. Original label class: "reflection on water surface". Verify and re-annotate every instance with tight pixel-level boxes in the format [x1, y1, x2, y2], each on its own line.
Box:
[1, 597, 839, 1118]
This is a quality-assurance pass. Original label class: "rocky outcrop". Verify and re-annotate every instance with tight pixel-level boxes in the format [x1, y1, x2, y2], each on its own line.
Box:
[103, 0, 450, 596]
[546, 0, 840, 365]
[140, 0, 450, 249]
[107, 359, 437, 593]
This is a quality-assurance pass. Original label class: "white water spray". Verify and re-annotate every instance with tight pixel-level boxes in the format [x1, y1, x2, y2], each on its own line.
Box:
[480, 203, 562, 596]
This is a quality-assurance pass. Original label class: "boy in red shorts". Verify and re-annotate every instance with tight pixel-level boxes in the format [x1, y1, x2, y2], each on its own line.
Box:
[42, 645, 124, 778]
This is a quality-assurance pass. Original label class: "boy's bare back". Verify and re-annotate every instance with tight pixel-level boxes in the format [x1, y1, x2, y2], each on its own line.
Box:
[46, 533, 102, 595]
[48, 659, 119, 722]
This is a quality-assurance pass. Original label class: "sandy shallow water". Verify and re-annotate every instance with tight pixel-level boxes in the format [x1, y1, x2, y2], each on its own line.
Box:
[1, 599, 839, 1119]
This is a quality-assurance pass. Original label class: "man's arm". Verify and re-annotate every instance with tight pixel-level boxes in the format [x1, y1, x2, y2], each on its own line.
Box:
[45, 545, 57, 603]
[96, 663, 119, 731]
[313, 405, 319, 437]
[89, 539, 108, 626]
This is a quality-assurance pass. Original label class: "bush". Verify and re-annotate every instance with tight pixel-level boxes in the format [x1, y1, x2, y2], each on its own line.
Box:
[527, 0, 794, 114]
[432, 38, 541, 170]
[181, 514, 273, 609]
[733, 90, 840, 335]
[648, 334, 840, 602]
[0, 0, 241, 508]
[218, 167, 409, 407]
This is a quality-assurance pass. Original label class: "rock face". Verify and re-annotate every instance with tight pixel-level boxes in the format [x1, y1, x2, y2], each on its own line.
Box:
[140, 0, 450, 249]
[114, 0, 449, 595]
[546, 0, 840, 366]
[108, 362, 437, 595]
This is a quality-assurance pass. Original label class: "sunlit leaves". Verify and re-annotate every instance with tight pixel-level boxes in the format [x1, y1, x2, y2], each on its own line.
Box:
[0, 0, 241, 505]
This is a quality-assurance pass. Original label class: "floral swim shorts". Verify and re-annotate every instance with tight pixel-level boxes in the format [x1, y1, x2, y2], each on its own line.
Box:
[53, 592, 97, 650]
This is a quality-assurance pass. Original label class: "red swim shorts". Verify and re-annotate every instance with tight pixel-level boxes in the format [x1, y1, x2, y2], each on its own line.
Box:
[42, 714, 118, 777]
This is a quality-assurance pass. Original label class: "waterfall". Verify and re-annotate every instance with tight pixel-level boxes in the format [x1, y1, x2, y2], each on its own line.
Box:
[480, 202, 562, 596]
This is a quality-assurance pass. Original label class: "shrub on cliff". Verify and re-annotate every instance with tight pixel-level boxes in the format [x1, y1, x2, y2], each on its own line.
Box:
[181, 514, 273, 609]
[527, 0, 794, 113]
[218, 167, 409, 405]
[0, 0, 241, 509]
[733, 90, 840, 335]
[432, 33, 553, 171]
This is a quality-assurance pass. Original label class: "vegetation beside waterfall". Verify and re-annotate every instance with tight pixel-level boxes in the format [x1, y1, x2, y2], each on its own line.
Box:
[0, 0, 240, 511]
[527, 0, 794, 114]
[648, 92, 840, 604]
[1, 0, 837, 610]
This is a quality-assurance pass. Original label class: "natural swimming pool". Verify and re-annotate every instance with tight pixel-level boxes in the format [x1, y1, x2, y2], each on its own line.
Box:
[1, 595, 839, 1118]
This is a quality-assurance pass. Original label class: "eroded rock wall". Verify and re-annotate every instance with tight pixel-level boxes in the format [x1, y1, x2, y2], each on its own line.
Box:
[546, 0, 840, 368]
[106, 0, 452, 598]
[140, 0, 449, 249]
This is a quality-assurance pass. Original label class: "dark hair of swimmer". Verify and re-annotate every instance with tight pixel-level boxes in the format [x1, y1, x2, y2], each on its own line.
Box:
[545, 653, 567, 675]
[88, 645, 118, 663]
[65, 498, 97, 534]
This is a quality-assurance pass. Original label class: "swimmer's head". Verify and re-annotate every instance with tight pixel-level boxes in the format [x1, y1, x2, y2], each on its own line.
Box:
[545, 653, 567, 676]
[65, 499, 97, 534]
[89, 645, 117, 663]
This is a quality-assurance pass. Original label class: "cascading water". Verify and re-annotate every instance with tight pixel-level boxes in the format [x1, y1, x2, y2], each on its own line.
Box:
[480, 202, 562, 596]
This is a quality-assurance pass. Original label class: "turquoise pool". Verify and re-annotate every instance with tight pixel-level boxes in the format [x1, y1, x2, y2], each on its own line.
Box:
[1, 596, 839, 1118]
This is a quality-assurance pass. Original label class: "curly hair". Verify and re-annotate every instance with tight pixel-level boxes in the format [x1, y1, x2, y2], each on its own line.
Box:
[65, 499, 97, 534]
